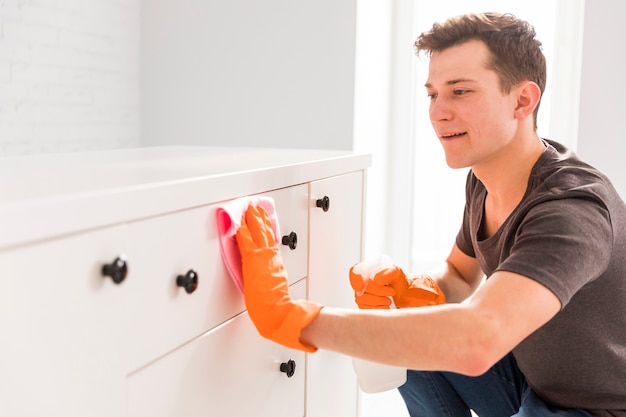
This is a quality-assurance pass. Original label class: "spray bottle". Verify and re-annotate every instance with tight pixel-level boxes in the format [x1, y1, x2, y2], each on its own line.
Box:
[351, 255, 407, 393]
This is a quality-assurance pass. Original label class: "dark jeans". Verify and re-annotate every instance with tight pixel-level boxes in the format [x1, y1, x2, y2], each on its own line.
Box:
[397, 353, 592, 417]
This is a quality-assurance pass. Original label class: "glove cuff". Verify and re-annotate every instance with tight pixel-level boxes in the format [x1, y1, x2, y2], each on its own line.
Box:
[250, 300, 323, 353]
[275, 300, 323, 352]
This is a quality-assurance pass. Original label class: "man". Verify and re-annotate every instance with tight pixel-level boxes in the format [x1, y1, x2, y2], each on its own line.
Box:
[236, 12, 626, 417]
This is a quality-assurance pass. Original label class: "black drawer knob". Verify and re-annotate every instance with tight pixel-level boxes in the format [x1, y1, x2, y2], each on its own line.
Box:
[316, 195, 330, 212]
[280, 359, 296, 378]
[281, 231, 298, 250]
[102, 256, 128, 284]
[176, 270, 199, 294]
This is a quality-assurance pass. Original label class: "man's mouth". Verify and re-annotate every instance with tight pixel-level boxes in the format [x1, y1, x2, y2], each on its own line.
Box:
[440, 132, 467, 139]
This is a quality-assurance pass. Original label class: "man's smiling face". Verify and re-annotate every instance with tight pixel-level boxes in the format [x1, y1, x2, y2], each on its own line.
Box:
[425, 39, 521, 170]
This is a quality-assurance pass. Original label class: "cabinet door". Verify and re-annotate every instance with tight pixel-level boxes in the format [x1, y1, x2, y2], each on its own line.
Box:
[307, 171, 364, 417]
[127, 281, 307, 417]
[0, 227, 130, 417]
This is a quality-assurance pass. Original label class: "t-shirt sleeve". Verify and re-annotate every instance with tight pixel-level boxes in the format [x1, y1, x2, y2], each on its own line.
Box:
[497, 197, 613, 307]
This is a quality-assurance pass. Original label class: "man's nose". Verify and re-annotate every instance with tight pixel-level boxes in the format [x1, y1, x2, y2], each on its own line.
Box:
[429, 97, 452, 122]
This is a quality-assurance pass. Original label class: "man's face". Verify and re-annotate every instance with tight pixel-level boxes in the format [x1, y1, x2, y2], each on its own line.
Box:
[425, 40, 520, 170]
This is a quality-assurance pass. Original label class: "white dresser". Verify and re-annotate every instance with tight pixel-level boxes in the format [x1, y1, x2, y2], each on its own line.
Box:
[0, 147, 371, 417]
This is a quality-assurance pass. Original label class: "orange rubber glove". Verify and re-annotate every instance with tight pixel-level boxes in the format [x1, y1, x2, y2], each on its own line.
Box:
[374, 266, 446, 308]
[236, 204, 323, 352]
[349, 266, 396, 309]
[351, 265, 446, 309]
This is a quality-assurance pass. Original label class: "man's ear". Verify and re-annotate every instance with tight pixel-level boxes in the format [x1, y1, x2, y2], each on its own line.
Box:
[514, 81, 541, 120]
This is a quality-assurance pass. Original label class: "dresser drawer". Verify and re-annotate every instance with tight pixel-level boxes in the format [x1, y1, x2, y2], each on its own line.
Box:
[123, 184, 309, 370]
[123, 203, 244, 370]
[127, 281, 307, 417]
[0, 226, 129, 416]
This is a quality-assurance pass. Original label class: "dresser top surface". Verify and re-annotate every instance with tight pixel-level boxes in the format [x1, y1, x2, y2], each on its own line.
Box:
[0, 146, 370, 249]
[1, 146, 368, 202]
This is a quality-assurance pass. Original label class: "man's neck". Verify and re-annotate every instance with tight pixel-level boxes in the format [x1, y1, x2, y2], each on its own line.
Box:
[474, 133, 545, 207]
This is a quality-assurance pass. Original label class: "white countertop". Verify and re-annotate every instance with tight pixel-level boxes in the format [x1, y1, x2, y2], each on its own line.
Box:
[0, 146, 371, 250]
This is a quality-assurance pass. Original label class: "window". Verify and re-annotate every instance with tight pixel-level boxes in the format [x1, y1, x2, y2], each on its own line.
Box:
[353, 0, 585, 270]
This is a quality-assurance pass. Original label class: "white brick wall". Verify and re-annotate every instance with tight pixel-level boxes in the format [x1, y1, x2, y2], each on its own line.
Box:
[0, 0, 140, 155]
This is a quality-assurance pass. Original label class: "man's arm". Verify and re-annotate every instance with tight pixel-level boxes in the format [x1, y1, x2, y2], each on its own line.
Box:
[426, 243, 485, 303]
[301, 269, 561, 376]
[237, 206, 561, 375]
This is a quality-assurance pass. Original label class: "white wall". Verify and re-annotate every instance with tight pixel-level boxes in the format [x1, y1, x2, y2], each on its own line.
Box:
[0, 1, 356, 156]
[140, 0, 357, 150]
[0, 0, 140, 155]
[3, 0, 624, 203]
[576, 0, 626, 198]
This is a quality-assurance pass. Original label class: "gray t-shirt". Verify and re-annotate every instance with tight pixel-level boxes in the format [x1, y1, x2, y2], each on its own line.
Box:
[456, 140, 626, 416]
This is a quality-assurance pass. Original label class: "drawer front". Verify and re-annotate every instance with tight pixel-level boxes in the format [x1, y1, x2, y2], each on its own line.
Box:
[127, 281, 307, 417]
[124, 203, 244, 370]
[124, 184, 309, 371]
[0, 226, 129, 416]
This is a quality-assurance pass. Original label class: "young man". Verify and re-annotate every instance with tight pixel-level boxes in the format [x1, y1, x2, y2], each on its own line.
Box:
[236, 12, 626, 417]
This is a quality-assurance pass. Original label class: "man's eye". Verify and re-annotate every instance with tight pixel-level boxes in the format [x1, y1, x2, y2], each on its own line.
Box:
[427, 92, 437, 99]
[453, 89, 469, 95]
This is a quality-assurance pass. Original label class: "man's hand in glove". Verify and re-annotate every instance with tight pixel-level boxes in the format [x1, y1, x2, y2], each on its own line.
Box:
[351, 266, 446, 309]
[236, 204, 323, 352]
[349, 266, 396, 309]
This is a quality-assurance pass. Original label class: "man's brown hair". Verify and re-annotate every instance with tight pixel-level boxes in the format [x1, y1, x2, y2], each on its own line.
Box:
[415, 12, 546, 128]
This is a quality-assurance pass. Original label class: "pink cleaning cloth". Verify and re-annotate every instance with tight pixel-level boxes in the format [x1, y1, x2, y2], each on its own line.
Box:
[216, 196, 280, 293]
